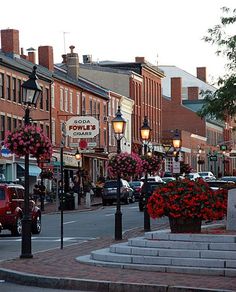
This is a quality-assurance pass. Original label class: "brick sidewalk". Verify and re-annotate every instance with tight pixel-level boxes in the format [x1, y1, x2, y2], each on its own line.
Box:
[0, 201, 235, 291]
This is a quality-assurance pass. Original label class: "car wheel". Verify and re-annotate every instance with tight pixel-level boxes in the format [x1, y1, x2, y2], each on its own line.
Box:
[102, 199, 107, 206]
[130, 194, 135, 203]
[11, 216, 22, 236]
[32, 215, 41, 234]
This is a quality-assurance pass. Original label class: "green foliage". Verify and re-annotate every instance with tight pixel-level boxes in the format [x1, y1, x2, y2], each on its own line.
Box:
[198, 7, 236, 122]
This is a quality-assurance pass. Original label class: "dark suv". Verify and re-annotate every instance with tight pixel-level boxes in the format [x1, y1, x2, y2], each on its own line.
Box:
[0, 182, 41, 236]
[139, 181, 164, 211]
[102, 179, 135, 205]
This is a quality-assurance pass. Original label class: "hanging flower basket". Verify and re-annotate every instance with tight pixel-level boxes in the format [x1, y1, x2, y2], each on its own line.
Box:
[141, 154, 161, 175]
[147, 178, 228, 233]
[4, 125, 53, 160]
[107, 152, 143, 180]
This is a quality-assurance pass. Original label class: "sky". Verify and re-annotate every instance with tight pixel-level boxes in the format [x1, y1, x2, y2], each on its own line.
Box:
[1, 0, 235, 83]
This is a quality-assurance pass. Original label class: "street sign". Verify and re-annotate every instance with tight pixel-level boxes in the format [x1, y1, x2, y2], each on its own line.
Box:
[172, 161, 180, 174]
[66, 116, 99, 138]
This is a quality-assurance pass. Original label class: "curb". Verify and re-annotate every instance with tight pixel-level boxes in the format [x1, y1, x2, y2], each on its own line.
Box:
[0, 268, 233, 292]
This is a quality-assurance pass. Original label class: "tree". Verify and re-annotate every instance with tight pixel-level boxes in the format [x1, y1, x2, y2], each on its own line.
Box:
[197, 7, 236, 121]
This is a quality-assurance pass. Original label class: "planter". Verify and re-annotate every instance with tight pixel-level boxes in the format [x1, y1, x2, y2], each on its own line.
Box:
[169, 217, 202, 233]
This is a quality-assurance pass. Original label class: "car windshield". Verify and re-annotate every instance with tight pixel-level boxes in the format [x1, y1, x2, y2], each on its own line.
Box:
[0, 189, 5, 200]
[199, 172, 209, 176]
[104, 181, 118, 188]
[130, 182, 141, 187]
[222, 177, 236, 182]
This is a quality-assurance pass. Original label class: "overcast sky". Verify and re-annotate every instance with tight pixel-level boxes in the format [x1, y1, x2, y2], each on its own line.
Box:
[1, 0, 235, 83]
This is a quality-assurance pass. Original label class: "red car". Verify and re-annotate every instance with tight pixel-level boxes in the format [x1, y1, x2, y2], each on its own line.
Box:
[0, 182, 41, 236]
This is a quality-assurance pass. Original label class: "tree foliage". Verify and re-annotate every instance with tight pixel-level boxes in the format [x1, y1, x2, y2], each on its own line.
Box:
[197, 7, 236, 122]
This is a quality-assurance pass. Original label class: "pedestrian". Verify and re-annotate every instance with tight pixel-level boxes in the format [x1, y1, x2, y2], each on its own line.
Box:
[33, 184, 40, 204]
[38, 184, 46, 211]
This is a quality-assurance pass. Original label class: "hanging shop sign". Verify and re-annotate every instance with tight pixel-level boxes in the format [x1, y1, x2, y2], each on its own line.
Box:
[66, 116, 99, 138]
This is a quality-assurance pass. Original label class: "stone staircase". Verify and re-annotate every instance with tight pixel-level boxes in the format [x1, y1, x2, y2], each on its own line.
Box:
[77, 228, 236, 277]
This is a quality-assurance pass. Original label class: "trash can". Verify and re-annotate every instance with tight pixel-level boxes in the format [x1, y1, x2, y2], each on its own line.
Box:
[64, 193, 75, 210]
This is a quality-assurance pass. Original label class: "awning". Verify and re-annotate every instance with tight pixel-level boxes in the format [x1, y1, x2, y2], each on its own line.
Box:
[18, 164, 42, 176]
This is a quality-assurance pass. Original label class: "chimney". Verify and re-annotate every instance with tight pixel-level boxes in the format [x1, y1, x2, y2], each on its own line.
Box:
[188, 87, 199, 101]
[197, 67, 206, 82]
[171, 77, 182, 104]
[67, 45, 79, 79]
[62, 54, 67, 64]
[27, 47, 36, 64]
[38, 46, 54, 71]
[1, 29, 20, 55]
[20, 47, 27, 60]
[135, 56, 145, 63]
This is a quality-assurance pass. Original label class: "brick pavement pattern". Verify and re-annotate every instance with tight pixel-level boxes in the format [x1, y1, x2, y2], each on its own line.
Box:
[0, 198, 236, 291]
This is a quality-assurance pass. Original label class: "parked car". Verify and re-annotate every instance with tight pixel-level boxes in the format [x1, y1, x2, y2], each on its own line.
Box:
[221, 176, 236, 183]
[102, 179, 135, 206]
[161, 177, 176, 183]
[205, 179, 236, 191]
[185, 172, 201, 181]
[139, 181, 164, 211]
[129, 181, 143, 201]
[198, 171, 216, 180]
[141, 175, 163, 182]
[0, 182, 41, 236]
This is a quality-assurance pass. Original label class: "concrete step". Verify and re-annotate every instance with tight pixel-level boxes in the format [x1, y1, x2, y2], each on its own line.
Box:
[110, 242, 236, 260]
[76, 227, 236, 277]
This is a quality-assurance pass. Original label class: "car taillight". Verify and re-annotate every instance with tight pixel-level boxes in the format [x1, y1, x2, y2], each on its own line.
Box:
[136, 187, 141, 192]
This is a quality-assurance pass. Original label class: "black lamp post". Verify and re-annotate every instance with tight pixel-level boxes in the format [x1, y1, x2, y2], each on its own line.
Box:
[111, 106, 126, 240]
[140, 116, 151, 232]
[20, 66, 42, 259]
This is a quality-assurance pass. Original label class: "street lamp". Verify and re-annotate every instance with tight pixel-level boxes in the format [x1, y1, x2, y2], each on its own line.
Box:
[140, 116, 151, 232]
[172, 129, 181, 162]
[20, 66, 42, 259]
[111, 106, 126, 240]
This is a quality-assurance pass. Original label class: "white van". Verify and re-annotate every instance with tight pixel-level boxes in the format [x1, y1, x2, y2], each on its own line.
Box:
[141, 175, 163, 183]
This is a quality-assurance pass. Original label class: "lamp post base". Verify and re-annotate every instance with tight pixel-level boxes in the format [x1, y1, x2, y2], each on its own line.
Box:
[115, 211, 122, 240]
[144, 207, 151, 232]
[20, 218, 33, 259]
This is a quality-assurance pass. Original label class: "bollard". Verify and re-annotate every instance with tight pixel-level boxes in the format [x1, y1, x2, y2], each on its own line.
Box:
[85, 192, 91, 208]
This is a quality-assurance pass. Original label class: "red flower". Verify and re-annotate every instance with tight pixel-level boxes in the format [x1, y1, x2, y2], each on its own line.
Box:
[147, 178, 228, 221]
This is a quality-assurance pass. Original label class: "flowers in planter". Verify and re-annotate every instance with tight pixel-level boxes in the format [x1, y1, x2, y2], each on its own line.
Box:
[107, 152, 143, 180]
[141, 154, 161, 175]
[147, 178, 228, 221]
[4, 125, 52, 160]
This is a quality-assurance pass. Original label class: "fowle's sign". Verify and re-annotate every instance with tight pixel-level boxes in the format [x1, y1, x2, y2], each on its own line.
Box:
[66, 116, 99, 138]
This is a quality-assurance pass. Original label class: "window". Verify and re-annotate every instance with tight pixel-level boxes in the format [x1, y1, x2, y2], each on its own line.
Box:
[82, 94, 86, 114]
[51, 85, 55, 108]
[64, 90, 68, 112]
[93, 100, 96, 115]
[76, 93, 80, 114]
[13, 118, 17, 129]
[45, 88, 49, 111]
[0, 73, 4, 99]
[103, 103, 107, 116]
[51, 120, 56, 145]
[0, 115, 5, 140]
[17, 79, 21, 103]
[45, 125, 49, 138]
[89, 99, 92, 114]
[69, 92, 73, 113]
[6, 75, 11, 100]
[60, 88, 64, 111]
[12, 77, 16, 102]
[7, 116, 11, 131]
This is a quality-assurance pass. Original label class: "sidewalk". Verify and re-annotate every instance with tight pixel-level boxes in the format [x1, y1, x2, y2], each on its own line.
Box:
[0, 200, 236, 291]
